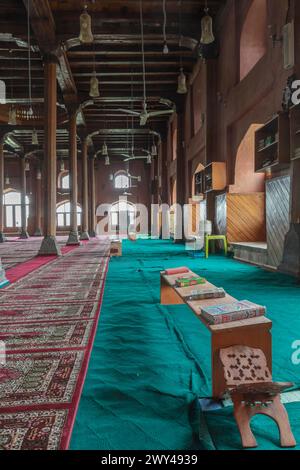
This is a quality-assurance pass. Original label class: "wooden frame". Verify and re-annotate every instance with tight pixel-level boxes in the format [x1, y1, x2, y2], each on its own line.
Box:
[255, 113, 290, 172]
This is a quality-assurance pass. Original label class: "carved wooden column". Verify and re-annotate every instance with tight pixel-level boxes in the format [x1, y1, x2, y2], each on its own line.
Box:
[19, 157, 29, 239]
[0, 142, 6, 242]
[34, 166, 42, 236]
[39, 58, 61, 255]
[174, 112, 185, 242]
[80, 138, 89, 240]
[67, 108, 80, 245]
[88, 155, 96, 237]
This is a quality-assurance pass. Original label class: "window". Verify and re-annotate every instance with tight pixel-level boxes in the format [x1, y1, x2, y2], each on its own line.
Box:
[114, 172, 130, 189]
[56, 202, 82, 227]
[110, 201, 135, 229]
[3, 191, 29, 228]
[61, 173, 70, 189]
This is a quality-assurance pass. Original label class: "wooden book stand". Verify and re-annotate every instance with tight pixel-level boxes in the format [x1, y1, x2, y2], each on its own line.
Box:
[219, 345, 296, 448]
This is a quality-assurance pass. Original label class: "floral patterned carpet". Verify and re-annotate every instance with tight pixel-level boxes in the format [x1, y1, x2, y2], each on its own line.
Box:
[0, 238, 110, 450]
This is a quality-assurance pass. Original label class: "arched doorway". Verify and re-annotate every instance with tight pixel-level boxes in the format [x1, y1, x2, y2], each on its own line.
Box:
[110, 200, 136, 235]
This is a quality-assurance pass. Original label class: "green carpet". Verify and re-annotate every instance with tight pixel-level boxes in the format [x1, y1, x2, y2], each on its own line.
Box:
[70, 239, 300, 450]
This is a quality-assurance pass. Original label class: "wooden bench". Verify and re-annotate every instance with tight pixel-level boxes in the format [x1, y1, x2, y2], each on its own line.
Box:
[160, 269, 272, 398]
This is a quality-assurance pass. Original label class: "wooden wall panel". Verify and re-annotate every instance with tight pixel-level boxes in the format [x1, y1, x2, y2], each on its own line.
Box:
[266, 176, 291, 268]
[227, 193, 266, 243]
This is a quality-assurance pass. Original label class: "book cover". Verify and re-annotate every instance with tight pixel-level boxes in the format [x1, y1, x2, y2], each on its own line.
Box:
[175, 276, 206, 288]
[200, 300, 266, 325]
[184, 287, 226, 301]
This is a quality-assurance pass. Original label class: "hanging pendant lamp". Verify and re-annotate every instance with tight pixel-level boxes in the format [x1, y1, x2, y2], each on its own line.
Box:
[200, 3, 215, 45]
[60, 159, 65, 172]
[79, 5, 94, 44]
[102, 142, 108, 156]
[105, 155, 110, 166]
[25, 161, 30, 172]
[36, 169, 42, 180]
[162, 0, 169, 54]
[147, 154, 152, 164]
[151, 140, 158, 156]
[177, 68, 188, 94]
[8, 106, 17, 125]
[89, 71, 100, 98]
[5, 176, 10, 186]
[0, 80, 6, 104]
[32, 129, 39, 145]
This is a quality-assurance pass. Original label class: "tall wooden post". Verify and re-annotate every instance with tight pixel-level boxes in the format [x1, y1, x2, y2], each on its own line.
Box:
[80, 138, 89, 240]
[39, 58, 61, 255]
[88, 155, 96, 237]
[67, 109, 80, 245]
[34, 166, 42, 236]
[0, 142, 6, 243]
[19, 157, 29, 239]
[174, 112, 185, 243]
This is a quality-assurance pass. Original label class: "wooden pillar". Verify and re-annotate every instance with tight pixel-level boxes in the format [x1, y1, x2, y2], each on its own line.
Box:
[80, 138, 89, 240]
[174, 112, 185, 242]
[19, 157, 29, 239]
[67, 109, 80, 245]
[0, 143, 6, 242]
[88, 156, 96, 237]
[39, 58, 61, 255]
[34, 166, 42, 236]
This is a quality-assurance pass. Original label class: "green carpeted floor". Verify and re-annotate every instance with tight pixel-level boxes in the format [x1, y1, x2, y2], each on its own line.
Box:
[70, 239, 300, 450]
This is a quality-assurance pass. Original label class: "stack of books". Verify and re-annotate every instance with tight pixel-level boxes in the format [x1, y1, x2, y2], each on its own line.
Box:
[200, 300, 266, 325]
[175, 276, 206, 288]
[183, 287, 226, 301]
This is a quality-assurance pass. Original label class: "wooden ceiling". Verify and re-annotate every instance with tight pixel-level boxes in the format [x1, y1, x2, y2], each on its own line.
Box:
[0, 0, 226, 161]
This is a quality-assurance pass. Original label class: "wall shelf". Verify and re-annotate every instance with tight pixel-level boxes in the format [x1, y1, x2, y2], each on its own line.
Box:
[255, 113, 290, 173]
[204, 162, 227, 193]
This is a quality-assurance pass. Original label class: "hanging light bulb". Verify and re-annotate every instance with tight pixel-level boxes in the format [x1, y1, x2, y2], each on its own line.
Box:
[89, 71, 100, 98]
[25, 161, 30, 172]
[102, 142, 108, 156]
[0, 80, 6, 104]
[5, 176, 10, 186]
[200, 7, 215, 45]
[60, 160, 65, 172]
[147, 154, 152, 165]
[79, 5, 94, 44]
[151, 143, 158, 156]
[162, 0, 169, 54]
[8, 106, 17, 125]
[36, 169, 42, 180]
[163, 41, 169, 54]
[105, 155, 110, 166]
[177, 68, 188, 94]
[32, 129, 39, 146]
[109, 174, 114, 181]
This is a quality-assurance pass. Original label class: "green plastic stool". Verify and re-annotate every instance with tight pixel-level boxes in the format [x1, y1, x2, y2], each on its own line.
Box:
[205, 235, 228, 258]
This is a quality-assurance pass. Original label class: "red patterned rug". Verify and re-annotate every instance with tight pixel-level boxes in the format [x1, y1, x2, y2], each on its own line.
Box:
[0, 238, 110, 450]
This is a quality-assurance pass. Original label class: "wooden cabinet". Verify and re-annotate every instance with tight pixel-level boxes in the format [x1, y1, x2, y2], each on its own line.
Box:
[215, 193, 266, 243]
[255, 113, 290, 172]
[204, 162, 227, 192]
[290, 104, 300, 161]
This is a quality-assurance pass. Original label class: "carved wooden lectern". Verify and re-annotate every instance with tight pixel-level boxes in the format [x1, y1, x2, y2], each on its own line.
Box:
[219, 345, 296, 448]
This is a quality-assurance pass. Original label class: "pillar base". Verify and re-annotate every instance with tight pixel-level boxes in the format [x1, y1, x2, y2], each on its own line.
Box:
[0, 258, 9, 288]
[67, 230, 81, 246]
[0, 232, 6, 243]
[88, 230, 96, 238]
[19, 230, 30, 239]
[38, 235, 62, 256]
[34, 228, 43, 237]
[80, 231, 90, 241]
[278, 223, 300, 277]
